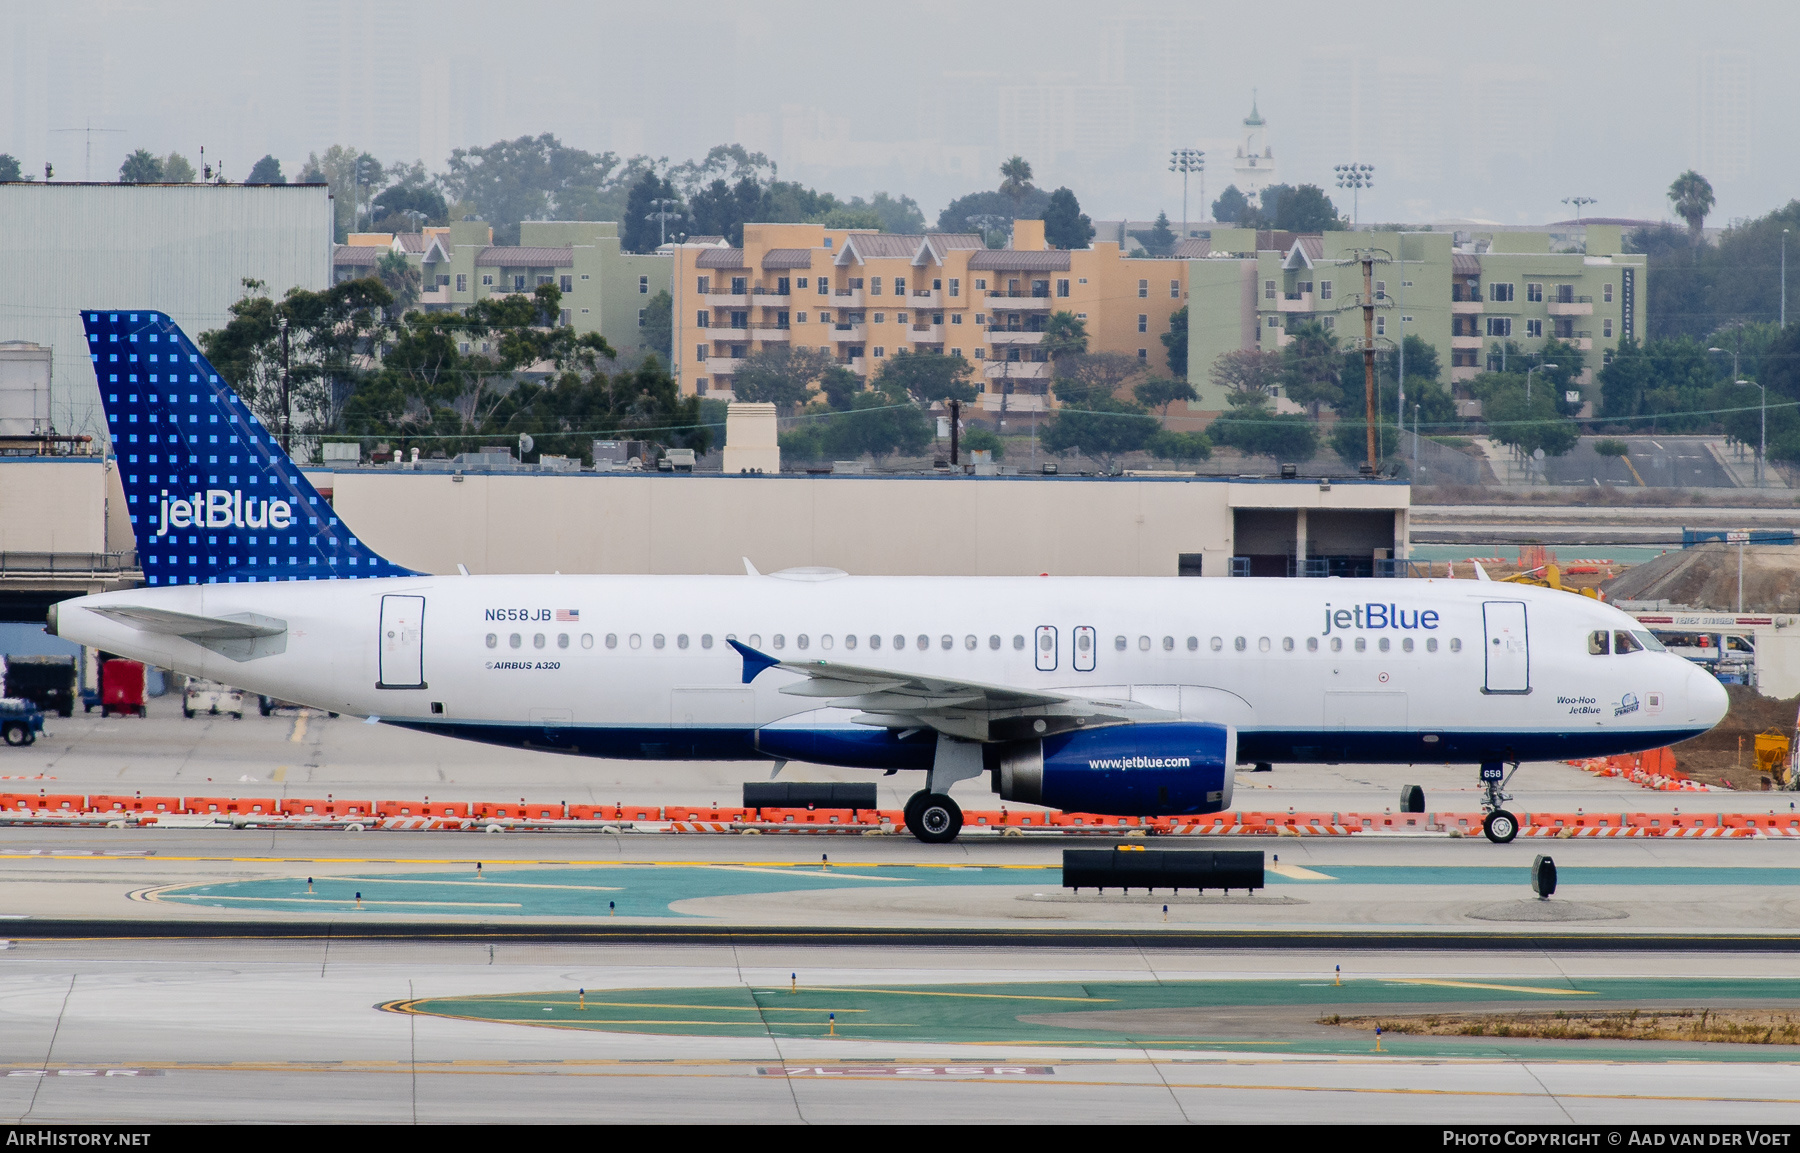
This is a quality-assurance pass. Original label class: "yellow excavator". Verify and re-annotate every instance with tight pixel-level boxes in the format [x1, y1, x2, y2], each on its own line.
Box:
[1500, 563, 1603, 600]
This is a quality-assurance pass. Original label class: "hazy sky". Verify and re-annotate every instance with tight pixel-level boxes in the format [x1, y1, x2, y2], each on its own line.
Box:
[5, 0, 1794, 228]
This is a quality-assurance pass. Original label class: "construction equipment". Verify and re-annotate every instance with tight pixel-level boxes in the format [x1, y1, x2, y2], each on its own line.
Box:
[1501, 563, 1603, 600]
[1758, 729, 1793, 788]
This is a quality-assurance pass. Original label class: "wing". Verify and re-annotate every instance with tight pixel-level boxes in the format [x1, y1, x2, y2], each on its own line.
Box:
[728, 640, 1174, 742]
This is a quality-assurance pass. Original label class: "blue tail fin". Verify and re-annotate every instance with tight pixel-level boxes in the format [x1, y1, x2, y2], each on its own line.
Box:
[81, 309, 420, 586]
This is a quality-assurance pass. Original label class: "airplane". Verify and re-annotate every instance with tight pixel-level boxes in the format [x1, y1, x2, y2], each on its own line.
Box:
[48, 310, 1729, 844]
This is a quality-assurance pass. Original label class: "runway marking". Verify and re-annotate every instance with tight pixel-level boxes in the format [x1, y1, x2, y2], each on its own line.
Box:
[328, 876, 623, 893]
[1268, 863, 1335, 880]
[289, 715, 307, 744]
[698, 865, 910, 883]
[767, 987, 1114, 1004]
[272, 767, 287, 783]
[447, 999, 872, 1014]
[0, 856, 1062, 869]
[1387, 979, 1595, 996]
[172, 895, 522, 909]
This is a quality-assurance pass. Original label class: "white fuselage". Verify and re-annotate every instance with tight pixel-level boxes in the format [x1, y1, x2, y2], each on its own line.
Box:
[51, 573, 1727, 772]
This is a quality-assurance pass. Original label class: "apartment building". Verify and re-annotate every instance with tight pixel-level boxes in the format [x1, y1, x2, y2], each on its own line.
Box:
[1186, 225, 1646, 413]
[671, 220, 1189, 413]
[334, 219, 672, 360]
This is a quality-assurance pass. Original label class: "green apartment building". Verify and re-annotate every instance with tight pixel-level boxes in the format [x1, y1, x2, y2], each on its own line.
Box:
[337, 220, 672, 361]
[1186, 225, 1647, 414]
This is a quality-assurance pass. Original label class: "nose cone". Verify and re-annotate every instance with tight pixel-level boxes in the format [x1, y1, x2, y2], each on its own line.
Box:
[1683, 661, 1730, 730]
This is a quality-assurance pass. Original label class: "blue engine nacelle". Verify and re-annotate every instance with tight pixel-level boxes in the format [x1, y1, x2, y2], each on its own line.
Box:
[990, 722, 1236, 816]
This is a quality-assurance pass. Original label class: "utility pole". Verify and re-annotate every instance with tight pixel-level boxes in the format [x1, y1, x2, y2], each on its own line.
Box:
[949, 398, 961, 466]
[278, 316, 291, 453]
[1360, 251, 1378, 472]
[1169, 149, 1204, 240]
[1783, 229, 1789, 329]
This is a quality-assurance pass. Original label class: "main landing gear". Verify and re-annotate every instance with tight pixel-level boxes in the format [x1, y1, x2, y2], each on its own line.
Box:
[904, 791, 963, 844]
[1479, 761, 1520, 844]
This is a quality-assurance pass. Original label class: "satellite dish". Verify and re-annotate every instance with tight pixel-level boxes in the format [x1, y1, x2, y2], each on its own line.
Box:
[519, 433, 535, 456]
[1532, 448, 1545, 460]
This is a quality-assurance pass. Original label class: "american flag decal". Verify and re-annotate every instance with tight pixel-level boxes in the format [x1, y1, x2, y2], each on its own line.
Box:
[555, 609, 579, 622]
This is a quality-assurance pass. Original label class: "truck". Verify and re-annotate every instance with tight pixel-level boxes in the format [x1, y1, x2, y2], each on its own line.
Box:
[1, 655, 77, 717]
[184, 679, 245, 719]
[1, 698, 45, 746]
[100, 659, 147, 718]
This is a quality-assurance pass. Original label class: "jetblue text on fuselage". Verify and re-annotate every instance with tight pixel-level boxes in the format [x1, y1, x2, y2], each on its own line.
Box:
[156, 490, 292, 536]
[1321, 603, 1441, 635]
[485, 608, 555, 622]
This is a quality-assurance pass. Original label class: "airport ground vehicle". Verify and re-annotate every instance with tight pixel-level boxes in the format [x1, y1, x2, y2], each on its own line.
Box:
[1, 655, 77, 717]
[50, 310, 1733, 844]
[99, 659, 146, 718]
[1, 698, 45, 746]
[184, 679, 244, 719]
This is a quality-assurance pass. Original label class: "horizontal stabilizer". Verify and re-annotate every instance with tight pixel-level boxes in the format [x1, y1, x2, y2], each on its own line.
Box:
[88, 605, 288, 663]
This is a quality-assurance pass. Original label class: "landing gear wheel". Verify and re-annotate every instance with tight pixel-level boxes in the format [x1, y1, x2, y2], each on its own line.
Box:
[1483, 809, 1519, 844]
[1400, 784, 1425, 813]
[905, 791, 963, 844]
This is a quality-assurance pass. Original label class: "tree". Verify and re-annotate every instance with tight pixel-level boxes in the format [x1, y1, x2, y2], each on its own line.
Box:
[639, 289, 672, 361]
[821, 380, 932, 461]
[961, 426, 1005, 461]
[441, 134, 624, 245]
[875, 349, 975, 405]
[119, 149, 163, 183]
[731, 345, 836, 414]
[376, 251, 421, 315]
[819, 365, 863, 411]
[1280, 320, 1344, 414]
[1390, 333, 1441, 385]
[0, 154, 24, 182]
[1209, 348, 1284, 399]
[1469, 372, 1579, 456]
[687, 175, 764, 246]
[622, 171, 680, 252]
[1596, 336, 1720, 430]
[372, 183, 447, 226]
[1206, 394, 1318, 460]
[1040, 396, 1155, 470]
[1134, 378, 1197, 417]
[1668, 170, 1716, 243]
[1146, 429, 1211, 462]
[1330, 415, 1403, 469]
[162, 152, 196, 183]
[1052, 351, 1141, 406]
[999, 156, 1034, 212]
[1161, 305, 1187, 376]
[299, 145, 380, 241]
[1130, 212, 1177, 256]
[1211, 185, 1251, 225]
[1041, 187, 1094, 250]
[1273, 184, 1346, 232]
[246, 155, 285, 185]
[1257, 184, 1294, 226]
[833, 191, 924, 234]
[937, 188, 1053, 234]
[1042, 311, 1089, 360]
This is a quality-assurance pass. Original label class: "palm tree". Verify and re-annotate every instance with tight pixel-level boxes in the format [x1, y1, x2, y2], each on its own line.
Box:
[999, 156, 1034, 212]
[1668, 170, 1716, 245]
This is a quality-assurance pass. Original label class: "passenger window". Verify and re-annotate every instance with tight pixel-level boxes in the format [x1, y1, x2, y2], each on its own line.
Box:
[534, 634, 546, 649]
[701, 634, 713, 649]
[1163, 636, 1174, 651]
[917, 635, 929, 651]
[485, 633, 497, 649]
[1331, 637, 1343, 652]
[869, 635, 881, 650]
[605, 634, 618, 649]
[558, 633, 570, 649]
[897, 635, 908, 650]
[1449, 638, 1462, 653]
[796, 635, 809, 650]
[1210, 637, 1223, 651]
[1038, 633, 1054, 652]
[964, 635, 976, 650]
[940, 635, 952, 650]
[1013, 635, 1026, 650]
[1078, 633, 1093, 654]
[1614, 630, 1643, 654]
[1282, 637, 1294, 652]
[1114, 635, 1127, 651]
[821, 635, 833, 650]
[1234, 637, 1246, 652]
[844, 635, 856, 650]
[1402, 637, 1413, 653]
[677, 634, 690, 649]
[1426, 637, 1437, 652]
[510, 633, 522, 649]
[1307, 637, 1319, 652]
[772, 634, 786, 649]
[1138, 636, 1150, 651]
[1354, 637, 1365, 652]
[629, 634, 642, 649]
[1378, 637, 1390, 652]
[989, 635, 1001, 650]
[748, 632, 762, 648]
[1187, 637, 1198, 651]
[1589, 630, 1610, 655]
[1258, 637, 1271, 653]
[582, 634, 594, 649]
[653, 634, 665, 649]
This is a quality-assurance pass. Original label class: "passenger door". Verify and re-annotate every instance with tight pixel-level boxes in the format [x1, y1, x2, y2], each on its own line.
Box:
[377, 595, 426, 689]
[1481, 600, 1530, 694]
[1034, 625, 1057, 672]
[1072, 625, 1096, 672]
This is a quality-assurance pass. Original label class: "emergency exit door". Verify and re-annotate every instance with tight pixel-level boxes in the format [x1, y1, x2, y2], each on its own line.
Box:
[1073, 625, 1096, 672]
[1481, 600, 1529, 694]
[378, 595, 427, 689]
[1035, 625, 1057, 672]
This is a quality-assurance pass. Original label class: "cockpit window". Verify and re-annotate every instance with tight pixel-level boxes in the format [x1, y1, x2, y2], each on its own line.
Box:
[1588, 630, 1610, 655]
[1614, 630, 1643, 654]
[1633, 630, 1666, 652]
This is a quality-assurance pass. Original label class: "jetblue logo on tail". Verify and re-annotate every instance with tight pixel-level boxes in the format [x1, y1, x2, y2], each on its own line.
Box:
[81, 310, 419, 586]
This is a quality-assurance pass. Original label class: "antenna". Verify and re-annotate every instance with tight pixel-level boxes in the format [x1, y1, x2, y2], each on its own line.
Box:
[49, 120, 124, 181]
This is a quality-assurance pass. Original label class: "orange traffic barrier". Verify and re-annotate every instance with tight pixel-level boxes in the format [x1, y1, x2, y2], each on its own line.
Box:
[88, 794, 179, 813]
[277, 798, 376, 817]
[1338, 811, 1432, 831]
[1724, 813, 1800, 834]
[753, 807, 860, 825]
[662, 805, 751, 823]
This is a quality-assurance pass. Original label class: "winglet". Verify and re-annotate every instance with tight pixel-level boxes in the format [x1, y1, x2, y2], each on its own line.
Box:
[743, 557, 760, 577]
[1473, 561, 1492, 582]
[727, 638, 781, 684]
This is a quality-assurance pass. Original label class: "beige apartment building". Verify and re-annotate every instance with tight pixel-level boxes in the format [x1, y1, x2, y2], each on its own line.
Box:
[671, 220, 1188, 414]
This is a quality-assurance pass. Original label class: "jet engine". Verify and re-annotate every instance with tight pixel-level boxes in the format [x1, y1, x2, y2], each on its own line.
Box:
[989, 722, 1236, 816]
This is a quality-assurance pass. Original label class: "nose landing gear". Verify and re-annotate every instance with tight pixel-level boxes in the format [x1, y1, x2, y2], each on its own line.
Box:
[1479, 761, 1520, 844]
